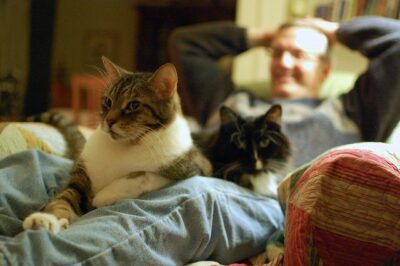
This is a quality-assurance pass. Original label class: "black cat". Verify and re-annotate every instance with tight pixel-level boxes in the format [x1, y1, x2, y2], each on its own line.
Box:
[198, 104, 291, 198]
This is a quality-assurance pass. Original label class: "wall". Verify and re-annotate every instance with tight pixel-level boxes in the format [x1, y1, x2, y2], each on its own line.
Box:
[52, 0, 138, 81]
[0, 0, 31, 116]
[233, 0, 287, 85]
[232, 0, 368, 97]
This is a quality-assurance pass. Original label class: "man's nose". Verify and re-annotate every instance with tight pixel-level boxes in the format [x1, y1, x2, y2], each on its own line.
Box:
[279, 51, 295, 68]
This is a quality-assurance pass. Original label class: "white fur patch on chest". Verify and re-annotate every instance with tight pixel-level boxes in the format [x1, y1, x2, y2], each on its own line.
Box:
[248, 171, 280, 198]
[92, 172, 172, 207]
[81, 115, 193, 193]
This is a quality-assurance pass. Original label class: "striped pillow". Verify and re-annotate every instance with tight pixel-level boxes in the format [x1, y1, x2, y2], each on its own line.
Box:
[278, 142, 400, 265]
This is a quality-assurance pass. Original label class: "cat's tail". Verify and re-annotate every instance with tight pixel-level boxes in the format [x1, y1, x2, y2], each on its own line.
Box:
[25, 111, 86, 160]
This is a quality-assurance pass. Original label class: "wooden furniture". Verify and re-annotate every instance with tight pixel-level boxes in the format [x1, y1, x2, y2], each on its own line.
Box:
[133, 0, 236, 120]
[133, 0, 236, 71]
[71, 74, 105, 128]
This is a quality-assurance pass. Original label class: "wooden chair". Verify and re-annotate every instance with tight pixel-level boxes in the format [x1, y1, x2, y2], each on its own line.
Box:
[71, 74, 106, 128]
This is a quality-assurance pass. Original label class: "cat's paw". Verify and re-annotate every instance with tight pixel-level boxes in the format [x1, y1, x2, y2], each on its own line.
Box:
[23, 212, 69, 234]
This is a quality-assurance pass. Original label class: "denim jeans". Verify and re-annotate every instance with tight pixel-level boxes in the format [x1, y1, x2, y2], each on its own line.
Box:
[0, 150, 284, 266]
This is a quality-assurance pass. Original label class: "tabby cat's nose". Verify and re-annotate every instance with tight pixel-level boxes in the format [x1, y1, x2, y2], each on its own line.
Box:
[106, 118, 117, 128]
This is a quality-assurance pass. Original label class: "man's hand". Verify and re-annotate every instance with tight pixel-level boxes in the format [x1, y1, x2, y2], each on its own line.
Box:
[246, 18, 339, 48]
[246, 27, 275, 48]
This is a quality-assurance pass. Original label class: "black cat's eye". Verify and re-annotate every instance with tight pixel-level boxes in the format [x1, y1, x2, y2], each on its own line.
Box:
[125, 100, 140, 113]
[102, 97, 112, 109]
[259, 138, 270, 148]
[231, 132, 246, 150]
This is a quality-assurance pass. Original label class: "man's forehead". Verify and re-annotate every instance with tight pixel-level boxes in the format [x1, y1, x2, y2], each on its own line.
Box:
[272, 27, 328, 54]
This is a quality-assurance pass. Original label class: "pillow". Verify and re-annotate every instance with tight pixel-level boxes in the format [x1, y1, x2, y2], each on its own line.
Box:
[237, 73, 400, 146]
[277, 142, 400, 265]
[0, 122, 93, 160]
[0, 122, 69, 160]
[235, 70, 357, 100]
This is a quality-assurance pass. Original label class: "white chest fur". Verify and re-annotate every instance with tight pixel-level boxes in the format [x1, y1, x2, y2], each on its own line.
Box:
[81, 115, 193, 194]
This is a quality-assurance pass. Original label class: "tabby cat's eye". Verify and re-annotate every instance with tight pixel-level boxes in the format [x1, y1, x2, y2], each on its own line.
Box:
[103, 97, 112, 109]
[125, 100, 140, 113]
[231, 132, 246, 150]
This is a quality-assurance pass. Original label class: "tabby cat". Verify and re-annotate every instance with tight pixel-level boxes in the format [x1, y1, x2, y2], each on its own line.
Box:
[23, 57, 212, 233]
[199, 105, 291, 198]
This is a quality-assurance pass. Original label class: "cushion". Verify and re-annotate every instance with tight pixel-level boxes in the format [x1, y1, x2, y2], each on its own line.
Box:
[277, 142, 400, 265]
[0, 122, 69, 160]
[236, 70, 357, 100]
[0, 122, 93, 160]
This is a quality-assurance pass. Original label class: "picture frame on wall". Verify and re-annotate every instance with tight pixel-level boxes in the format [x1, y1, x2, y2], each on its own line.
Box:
[82, 30, 120, 67]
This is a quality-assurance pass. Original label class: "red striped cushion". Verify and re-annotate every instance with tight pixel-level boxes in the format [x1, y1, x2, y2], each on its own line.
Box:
[280, 145, 400, 265]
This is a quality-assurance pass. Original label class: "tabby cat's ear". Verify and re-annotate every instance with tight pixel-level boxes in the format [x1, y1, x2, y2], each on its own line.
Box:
[148, 63, 178, 101]
[264, 104, 282, 125]
[102, 56, 131, 84]
[219, 106, 239, 125]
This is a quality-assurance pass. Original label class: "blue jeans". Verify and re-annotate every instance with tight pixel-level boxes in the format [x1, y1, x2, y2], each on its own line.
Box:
[0, 150, 284, 266]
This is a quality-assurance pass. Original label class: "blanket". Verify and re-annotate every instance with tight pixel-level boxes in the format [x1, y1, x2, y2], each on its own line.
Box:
[1, 121, 399, 265]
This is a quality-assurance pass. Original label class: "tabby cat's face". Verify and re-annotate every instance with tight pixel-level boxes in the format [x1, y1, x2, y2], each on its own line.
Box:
[210, 105, 291, 187]
[100, 58, 180, 144]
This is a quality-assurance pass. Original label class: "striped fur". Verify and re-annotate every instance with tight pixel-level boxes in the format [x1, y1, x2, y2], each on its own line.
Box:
[23, 57, 211, 233]
[25, 111, 86, 160]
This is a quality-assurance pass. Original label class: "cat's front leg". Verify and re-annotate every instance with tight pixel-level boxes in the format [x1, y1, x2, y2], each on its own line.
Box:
[22, 178, 84, 233]
[23, 212, 69, 234]
[92, 172, 172, 208]
[92, 188, 124, 208]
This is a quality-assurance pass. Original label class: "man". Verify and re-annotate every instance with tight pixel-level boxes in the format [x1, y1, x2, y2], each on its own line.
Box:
[168, 16, 400, 169]
[260, 19, 333, 99]
[1, 16, 399, 266]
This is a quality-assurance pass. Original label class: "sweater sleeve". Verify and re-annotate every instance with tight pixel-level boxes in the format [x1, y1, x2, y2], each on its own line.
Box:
[168, 21, 248, 125]
[338, 16, 400, 141]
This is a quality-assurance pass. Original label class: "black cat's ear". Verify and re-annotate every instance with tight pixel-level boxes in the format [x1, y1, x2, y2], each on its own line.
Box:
[219, 106, 238, 125]
[102, 56, 131, 84]
[264, 104, 282, 125]
[148, 63, 178, 101]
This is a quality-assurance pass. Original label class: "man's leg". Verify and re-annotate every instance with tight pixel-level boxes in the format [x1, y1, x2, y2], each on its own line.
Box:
[0, 150, 284, 266]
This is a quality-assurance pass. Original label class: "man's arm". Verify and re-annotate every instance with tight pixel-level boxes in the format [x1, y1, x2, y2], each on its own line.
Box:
[295, 16, 400, 142]
[168, 21, 248, 125]
[337, 16, 400, 141]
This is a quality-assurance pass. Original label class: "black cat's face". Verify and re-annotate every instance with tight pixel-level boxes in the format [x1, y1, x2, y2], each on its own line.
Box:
[210, 105, 291, 188]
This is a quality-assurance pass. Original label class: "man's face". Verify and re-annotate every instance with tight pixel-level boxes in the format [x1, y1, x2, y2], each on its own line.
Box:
[269, 26, 331, 99]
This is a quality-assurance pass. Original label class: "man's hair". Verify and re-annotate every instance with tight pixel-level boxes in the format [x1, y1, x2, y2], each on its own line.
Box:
[277, 20, 332, 62]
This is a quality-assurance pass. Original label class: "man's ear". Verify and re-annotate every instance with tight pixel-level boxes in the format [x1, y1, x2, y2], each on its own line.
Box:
[320, 60, 331, 83]
[102, 56, 131, 84]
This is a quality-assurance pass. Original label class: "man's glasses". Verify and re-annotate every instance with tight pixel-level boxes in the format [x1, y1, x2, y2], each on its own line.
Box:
[267, 47, 323, 62]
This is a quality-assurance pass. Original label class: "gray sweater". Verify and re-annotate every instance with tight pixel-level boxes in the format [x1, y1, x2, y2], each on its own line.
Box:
[168, 16, 400, 169]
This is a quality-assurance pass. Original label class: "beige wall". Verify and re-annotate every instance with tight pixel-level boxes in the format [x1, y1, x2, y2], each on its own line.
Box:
[52, 0, 138, 82]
